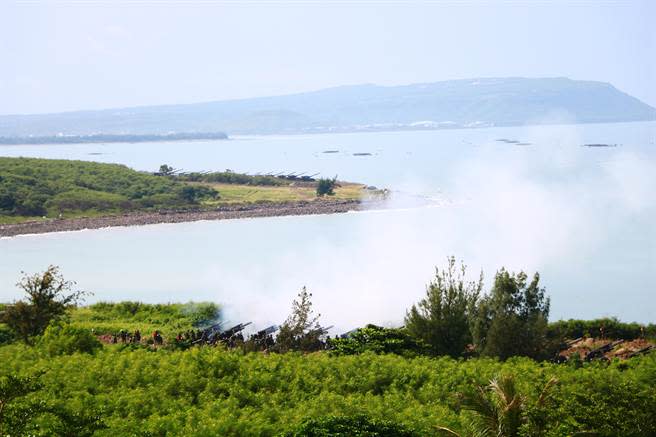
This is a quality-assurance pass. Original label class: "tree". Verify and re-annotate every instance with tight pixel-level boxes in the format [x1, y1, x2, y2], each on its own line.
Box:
[471, 269, 550, 360]
[405, 257, 482, 357]
[437, 375, 558, 437]
[316, 177, 337, 196]
[177, 185, 218, 203]
[0, 266, 86, 344]
[275, 287, 324, 352]
[158, 164, 174, 176]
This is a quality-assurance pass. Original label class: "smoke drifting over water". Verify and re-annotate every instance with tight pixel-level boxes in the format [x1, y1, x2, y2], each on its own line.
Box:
[220, 124, 656, 331]
[0, 123, 654, 332]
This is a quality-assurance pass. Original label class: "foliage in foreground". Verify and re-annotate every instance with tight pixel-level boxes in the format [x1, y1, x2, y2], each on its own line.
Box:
[284, 414, 419, 436]
[0, 345, 654, 436]
[437, 374, 558, 437]
[0, 372, 106, 436]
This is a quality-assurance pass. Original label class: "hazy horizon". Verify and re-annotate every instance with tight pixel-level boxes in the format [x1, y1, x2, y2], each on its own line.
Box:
[2, 0, 654, 115]
[1, 76, 654, 118]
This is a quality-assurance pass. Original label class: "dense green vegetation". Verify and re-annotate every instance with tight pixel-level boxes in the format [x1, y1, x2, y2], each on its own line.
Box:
[179, 171, 287, 187]
[328, 325, 428, 357]
[70, 301, 221, 338]
[1, 264, 655, 435]
[0, 157, 217, 219]
[1, 345, 654, 436]
[548, 317, 656, 341]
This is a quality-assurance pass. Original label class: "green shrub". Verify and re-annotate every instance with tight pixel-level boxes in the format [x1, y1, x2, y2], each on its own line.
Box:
[0, 324, 14, 345]
[329, 324, 428, 356]
[180, 171, 286, 186]
[45, 188, 131, 212]
[73, 301, 222, 337]
[38, 324, 102, 356]
[177, 185, 219, 203]
[548, 318, 656, 340]
[316, 177, 337, 196]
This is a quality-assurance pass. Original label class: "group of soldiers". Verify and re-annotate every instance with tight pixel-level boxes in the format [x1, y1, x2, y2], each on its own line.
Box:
[110, 329, 162, 345]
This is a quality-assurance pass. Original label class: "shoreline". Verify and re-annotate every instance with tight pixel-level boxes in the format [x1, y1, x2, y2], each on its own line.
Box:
[0, 199, 372, 238]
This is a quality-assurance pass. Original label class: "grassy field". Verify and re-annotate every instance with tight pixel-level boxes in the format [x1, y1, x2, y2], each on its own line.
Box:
[201, 182, 366, 205]
[0, 302, 219, 343]
[68, 302, 221, 338]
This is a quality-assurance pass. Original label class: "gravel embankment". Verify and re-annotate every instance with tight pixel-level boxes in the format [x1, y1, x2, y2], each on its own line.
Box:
[0, 200, 370, 238]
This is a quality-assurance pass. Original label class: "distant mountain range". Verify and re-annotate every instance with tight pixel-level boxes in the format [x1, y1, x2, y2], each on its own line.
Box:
[1, 77, 654, 139]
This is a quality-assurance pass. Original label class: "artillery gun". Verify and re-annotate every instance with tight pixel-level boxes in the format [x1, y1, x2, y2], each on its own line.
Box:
[248, 325, 279, 349]
[339, 328, 360, 339]
[300, 173, 320, 182]
[585, 339, 624, 361]
[217, 322, 253, 343]
[251, 325, 279, 340]
[192, 321, 225, 344]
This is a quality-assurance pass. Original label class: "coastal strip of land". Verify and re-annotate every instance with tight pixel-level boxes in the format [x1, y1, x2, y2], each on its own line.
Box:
[0, 199, 376, 237]
[1, 156, 392, 237]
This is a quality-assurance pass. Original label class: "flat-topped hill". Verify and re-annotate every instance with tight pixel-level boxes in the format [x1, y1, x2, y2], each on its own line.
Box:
[1, 77, 654, 137]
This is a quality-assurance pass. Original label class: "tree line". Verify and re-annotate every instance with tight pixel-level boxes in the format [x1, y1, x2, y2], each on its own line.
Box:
[3, 258, 652, 363]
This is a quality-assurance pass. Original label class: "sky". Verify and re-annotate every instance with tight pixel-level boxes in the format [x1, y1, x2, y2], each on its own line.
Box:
[1, 0, 654, 115]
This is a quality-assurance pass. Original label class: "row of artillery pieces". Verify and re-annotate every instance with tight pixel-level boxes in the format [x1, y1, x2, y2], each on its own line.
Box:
[555, 337, 655, 362]
[155, 168, 322, 182]
[188, 322, 338, 347]
[100, 322, 336, 348]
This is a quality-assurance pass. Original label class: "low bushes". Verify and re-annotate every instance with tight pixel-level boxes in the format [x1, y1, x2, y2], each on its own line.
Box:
[38, 324, 102, 356]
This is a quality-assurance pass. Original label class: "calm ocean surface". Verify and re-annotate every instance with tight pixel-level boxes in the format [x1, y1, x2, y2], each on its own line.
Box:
[1, 121, 654, 329]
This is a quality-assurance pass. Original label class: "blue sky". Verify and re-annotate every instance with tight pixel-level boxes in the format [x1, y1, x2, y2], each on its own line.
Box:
[1, 0, 654, 115]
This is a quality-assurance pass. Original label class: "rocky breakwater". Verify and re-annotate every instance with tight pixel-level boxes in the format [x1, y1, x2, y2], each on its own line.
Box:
[0, 199, 370, 238]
